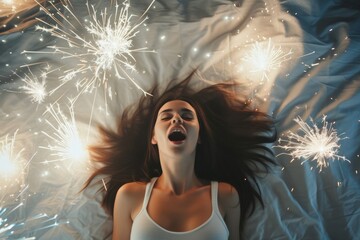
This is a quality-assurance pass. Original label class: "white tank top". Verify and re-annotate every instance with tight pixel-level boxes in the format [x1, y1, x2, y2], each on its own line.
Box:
[130, 178, 229, 240]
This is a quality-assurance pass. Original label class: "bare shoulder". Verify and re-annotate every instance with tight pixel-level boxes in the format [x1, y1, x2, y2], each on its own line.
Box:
[114, 181, 147, 218]
[218, 182, 240, 210]
[116, 181, 147, 202]
[113, 182, 148, 238]
[117, 181, 147, 194]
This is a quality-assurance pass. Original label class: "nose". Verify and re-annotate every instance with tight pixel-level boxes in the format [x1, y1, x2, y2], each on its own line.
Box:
[172, 115, 183, 124]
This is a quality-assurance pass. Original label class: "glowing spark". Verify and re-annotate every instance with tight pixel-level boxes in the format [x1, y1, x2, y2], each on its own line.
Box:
[19, 70, 47, 104]
[29, 0, 153, 100]
[277, 116, 350, 171]
[0, 130, 26, 185]
[241, 39, 293, 83]
[40, 104, 89, 168]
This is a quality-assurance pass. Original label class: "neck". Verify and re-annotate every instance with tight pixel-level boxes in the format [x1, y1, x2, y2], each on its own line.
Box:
[157, 153, 201, 195]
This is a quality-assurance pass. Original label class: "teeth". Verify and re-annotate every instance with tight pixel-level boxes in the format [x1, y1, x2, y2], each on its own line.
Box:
[171, 129, 184, 134]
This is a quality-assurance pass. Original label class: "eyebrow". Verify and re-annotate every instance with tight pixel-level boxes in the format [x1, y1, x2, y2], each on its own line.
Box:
[159, 108, 194, 114]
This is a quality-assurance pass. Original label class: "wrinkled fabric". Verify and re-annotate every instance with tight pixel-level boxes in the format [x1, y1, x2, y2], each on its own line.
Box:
[0, 0, 359, 239]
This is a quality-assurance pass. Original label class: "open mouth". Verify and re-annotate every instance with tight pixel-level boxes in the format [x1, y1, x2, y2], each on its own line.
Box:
[168, 131, 186, 142]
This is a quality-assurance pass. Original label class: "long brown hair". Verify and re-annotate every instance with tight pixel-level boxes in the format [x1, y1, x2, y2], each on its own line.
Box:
[83, 76, 277, 233]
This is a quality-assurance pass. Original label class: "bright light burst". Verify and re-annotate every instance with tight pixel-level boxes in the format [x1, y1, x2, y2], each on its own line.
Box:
[277, 116, 350, 171]
[0, 132, 33, 206]
[0, 130, 26, 185]
[28, 0, 153, 101]
[40, 103, 89, 168]
[240, 38, 293, 83]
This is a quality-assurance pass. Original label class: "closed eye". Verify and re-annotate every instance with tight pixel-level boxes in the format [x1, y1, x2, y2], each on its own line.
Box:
[160, 115, 172, 121]
[181, 113, 194, 120]
[158, 108, 196, 121]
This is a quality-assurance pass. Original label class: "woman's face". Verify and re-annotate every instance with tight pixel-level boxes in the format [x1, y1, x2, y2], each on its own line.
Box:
[151, 100, 200, 156]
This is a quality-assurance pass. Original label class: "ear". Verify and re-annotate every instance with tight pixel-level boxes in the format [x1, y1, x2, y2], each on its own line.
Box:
[151, 134, 157, 145]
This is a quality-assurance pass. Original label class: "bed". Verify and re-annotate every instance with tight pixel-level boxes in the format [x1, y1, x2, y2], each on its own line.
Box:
[0, 0, 359, 239]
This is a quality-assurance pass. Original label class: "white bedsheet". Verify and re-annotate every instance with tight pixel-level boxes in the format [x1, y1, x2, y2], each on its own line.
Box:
[0, 0, 359, 239]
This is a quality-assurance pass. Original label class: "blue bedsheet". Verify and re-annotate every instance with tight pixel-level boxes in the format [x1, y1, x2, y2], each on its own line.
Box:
[1, 0, 359, 239]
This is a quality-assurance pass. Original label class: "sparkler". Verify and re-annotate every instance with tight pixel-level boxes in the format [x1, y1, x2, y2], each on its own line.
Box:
[25, 0, 154, 103]
[40, 103, 89, 169]
[239, 38, 293, 83]
[0, 130, 26, 188]
[277, 116, 350, 171]
[18, 69, 48, 104]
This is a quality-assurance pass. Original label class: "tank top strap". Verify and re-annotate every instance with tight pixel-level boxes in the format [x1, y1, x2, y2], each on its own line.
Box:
[211, 181, 222, 216]
[142, 177, 158, 210]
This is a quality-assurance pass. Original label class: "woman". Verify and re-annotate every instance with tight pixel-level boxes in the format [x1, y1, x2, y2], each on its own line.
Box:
[84, 76, 276, 239]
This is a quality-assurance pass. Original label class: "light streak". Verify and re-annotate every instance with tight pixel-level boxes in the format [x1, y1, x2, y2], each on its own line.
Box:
[277, 116, 350, 171]
[25, 0, 154, 102]
[0, 202, 25, 237]
[0, 204, 60, 238]
[240, 38, 293, 83]
[101, 178, 108, 191]
[0, 185, 62, 238]
[40, 103, 89, 168]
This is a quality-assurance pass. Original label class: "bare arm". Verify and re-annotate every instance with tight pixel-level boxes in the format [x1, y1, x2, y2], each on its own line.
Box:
[219, 182, 241, 240]
[112, 185, 134, 240]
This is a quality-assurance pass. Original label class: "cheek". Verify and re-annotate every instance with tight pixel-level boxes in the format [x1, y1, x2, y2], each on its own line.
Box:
[151, 123, 165, 144]
[190, 125, 200, 139]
